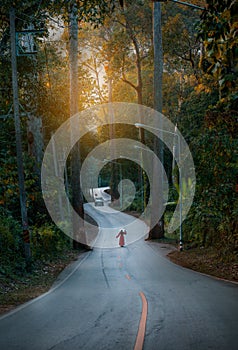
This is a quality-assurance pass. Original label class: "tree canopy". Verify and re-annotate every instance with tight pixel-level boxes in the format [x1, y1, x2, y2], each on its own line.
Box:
[0, 0, 237, 274]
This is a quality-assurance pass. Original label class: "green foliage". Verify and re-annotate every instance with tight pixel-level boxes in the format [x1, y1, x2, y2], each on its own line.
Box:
[78, 0, 153, 105]
[0, 210, 71, 278]
[0, 0, 237, 270]
[0, 212, 26, 276]
[0, 117, 45, 220]
[31, 224, 71, 260]
[127, 195, 143, 213]
[183, 114, 237, 257]
[198, 0, 238, 98]
[179, 89, 219, 141]
[162, 1, 202, 78]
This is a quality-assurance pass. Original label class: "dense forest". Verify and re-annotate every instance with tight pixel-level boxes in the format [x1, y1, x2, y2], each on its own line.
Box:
[0, 0, 237, 281]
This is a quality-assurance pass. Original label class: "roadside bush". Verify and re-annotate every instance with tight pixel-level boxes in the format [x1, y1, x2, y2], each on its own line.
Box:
[0, 207, 72, 278]
[31, 224, 71, 260]
[0, 212, 26, 276]
[183, 124, 237, 259]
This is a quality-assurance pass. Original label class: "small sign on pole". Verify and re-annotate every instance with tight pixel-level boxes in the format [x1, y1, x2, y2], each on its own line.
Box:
[16, 27, 44, 56]
[16, 30, 37, 56]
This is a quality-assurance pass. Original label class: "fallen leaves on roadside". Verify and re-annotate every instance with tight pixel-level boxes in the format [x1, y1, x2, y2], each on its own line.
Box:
[168, 248, 238, 282]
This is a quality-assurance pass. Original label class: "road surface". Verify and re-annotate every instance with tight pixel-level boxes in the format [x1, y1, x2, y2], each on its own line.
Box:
[0, 208, 237, 350]
[84, 203, 148, 248]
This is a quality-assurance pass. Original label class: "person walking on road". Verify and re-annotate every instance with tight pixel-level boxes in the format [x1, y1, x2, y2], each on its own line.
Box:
[116, 228, 127, 247]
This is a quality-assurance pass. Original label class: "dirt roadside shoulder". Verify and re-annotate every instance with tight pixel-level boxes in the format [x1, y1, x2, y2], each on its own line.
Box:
[147, 240, 238, 283]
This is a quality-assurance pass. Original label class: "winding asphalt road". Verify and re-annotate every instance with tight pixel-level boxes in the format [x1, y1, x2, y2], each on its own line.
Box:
[0, 206, 237, 350]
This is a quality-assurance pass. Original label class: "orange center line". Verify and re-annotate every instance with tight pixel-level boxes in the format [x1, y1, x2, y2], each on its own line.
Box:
[134, 292, 148, 350]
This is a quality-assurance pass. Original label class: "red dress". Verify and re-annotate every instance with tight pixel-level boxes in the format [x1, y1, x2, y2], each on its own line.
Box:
[116, 230, 127, 247]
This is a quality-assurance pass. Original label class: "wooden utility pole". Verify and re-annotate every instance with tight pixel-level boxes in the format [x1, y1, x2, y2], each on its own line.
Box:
[150, 1, 164, 238]
[10, 7, 31, 260]
[69, 2, 79, 118]
[153, 2, 163, 114]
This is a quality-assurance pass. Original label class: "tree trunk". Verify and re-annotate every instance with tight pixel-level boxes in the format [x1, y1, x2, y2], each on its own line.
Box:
[69, 2, 85, 249]
[122, 12, 143, 105]
[150, 2, 164, 239]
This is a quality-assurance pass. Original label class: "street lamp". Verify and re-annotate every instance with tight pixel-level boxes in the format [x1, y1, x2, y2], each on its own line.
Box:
[135, 123, 183, 251]
[152, 0, 205, 11]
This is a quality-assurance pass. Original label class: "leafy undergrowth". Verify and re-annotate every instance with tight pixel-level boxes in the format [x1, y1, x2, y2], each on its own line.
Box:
[168, 247, 238, 282]
[0, 249, 80, 315]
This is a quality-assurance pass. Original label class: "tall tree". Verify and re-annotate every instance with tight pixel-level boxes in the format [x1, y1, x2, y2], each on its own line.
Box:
[68, 1, 85, 248]
[149, 1, 164, 239]
[66, 0, 115, 247]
